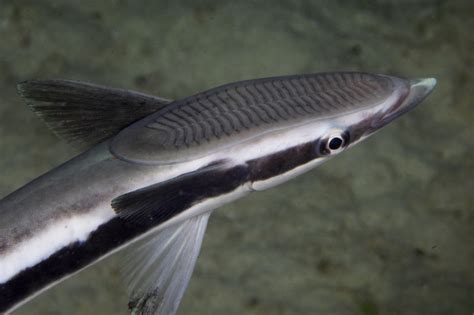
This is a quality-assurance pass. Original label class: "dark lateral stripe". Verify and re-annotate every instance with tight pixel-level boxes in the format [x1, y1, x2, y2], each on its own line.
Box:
[247, 141, 320, 182]
[0, 136, 358, 312]
[0, 164, 249, 313]
[0, 218, 136, 312]
[111, 163, 249, 224]
[246, 118, 374, 183]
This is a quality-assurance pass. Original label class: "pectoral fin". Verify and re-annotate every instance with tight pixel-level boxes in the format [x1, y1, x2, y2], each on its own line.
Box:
[122, 213, 210, 315]
[112, 161, 250, 314]
[111, 161, 249, 225]
[17, 79, 173, 147]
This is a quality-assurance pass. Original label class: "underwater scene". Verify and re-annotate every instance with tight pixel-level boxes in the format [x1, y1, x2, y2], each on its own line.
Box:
[0, 1, 472, 314]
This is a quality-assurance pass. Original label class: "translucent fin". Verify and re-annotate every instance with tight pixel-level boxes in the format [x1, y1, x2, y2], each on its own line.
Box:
[122, 213, 210, 315]
[17, 79, 173, 147]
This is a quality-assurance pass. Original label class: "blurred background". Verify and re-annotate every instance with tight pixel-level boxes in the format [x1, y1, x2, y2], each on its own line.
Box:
[0, 1, 472, 314]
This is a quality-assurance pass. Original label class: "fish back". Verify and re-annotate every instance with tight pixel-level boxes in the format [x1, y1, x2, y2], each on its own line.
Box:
[111, 72, 394, 164]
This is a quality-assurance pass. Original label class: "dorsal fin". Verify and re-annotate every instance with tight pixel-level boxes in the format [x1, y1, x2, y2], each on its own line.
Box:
[17, 79, 173, 147]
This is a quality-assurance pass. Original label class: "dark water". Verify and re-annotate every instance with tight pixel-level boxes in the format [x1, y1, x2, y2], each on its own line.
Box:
[0, 1, 472, 314]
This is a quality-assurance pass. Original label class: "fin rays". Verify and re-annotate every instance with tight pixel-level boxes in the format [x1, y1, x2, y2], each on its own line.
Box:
[122, 214, 210, 315]
[18, 79, 172, 147]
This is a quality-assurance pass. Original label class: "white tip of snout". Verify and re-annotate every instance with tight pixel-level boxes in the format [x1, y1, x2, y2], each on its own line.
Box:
[411, 77, 437, 93]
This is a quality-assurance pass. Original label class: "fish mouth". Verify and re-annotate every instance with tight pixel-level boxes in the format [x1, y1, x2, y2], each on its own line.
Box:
[376, 77, 437, 127]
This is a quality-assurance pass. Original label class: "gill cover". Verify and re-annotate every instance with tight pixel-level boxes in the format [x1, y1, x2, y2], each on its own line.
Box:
[110, 72, 405, 164]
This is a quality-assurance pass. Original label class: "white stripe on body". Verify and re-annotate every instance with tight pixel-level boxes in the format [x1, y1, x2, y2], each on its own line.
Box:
[0, 97, 390, 286]
[0, 208, 114, 283]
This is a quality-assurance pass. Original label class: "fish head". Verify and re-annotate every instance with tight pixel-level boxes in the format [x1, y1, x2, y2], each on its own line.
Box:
[110, 72, 436, 167]
[311, 75, 437, 159]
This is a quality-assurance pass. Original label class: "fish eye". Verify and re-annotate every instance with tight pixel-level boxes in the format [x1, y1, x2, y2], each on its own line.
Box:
[318, 130, 349, 155]
[328, 137, 343, 150]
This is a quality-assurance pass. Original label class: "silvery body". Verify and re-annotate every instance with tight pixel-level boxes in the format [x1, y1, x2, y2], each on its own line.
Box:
[0, 72, 436, 314]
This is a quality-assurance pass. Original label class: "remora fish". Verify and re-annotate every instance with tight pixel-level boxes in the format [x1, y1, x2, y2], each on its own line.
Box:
[0, 72, 436, 314]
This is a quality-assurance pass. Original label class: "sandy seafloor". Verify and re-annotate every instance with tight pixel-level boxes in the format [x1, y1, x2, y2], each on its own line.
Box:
[0, 1, 472, 314]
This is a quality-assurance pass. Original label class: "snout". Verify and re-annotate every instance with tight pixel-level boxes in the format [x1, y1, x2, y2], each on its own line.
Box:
[378, 77, 437, 126]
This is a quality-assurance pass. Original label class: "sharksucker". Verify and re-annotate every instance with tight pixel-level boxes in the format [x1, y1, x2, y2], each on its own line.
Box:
[0, 72, 436, 314]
